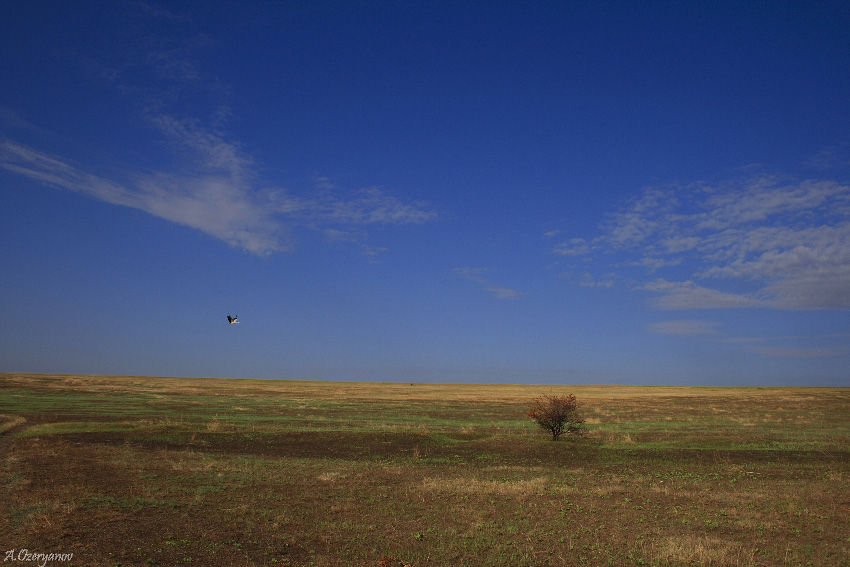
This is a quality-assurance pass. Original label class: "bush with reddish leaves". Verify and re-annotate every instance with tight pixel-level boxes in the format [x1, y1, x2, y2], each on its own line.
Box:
[527, 394, 586, 441]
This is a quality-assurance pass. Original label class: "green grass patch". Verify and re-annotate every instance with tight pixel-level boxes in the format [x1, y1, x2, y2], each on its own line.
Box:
[16, 421, 139, 436]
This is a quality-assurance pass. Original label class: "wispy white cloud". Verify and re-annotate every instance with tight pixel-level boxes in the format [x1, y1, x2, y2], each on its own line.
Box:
[721, 332, 850, 346]
[628, 256, 683, 271]
[264, 185, 438, 226]
[742, 345, 846, 358]
[558, 174, 850, 310]
[553, 238, 591, 256]
[647, 319, 721, 337]
[314, 176, 335, 190]
[485, 286, 523, 299]
[1, 140, 286, 254]
[0, 139, 436, 256]
[578, 272, 616, 289]
[149, 115, 253, 178]
[804, 146, 850, 171]
[639, 279, 767, 309]
[695, 179, 848, 231]
[453, 267, 522, 299]
[649, 321, 848, 358]
[304, 187, 436, 225]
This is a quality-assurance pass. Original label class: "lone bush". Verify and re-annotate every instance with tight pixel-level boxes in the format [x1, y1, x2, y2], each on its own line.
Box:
[527, 394, 586, 441]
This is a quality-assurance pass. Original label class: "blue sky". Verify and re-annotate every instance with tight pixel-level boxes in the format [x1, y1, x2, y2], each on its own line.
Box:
[2, 1, 849, 386]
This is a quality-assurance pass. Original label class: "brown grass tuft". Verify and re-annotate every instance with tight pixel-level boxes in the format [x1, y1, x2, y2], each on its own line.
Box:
[655, 535, 745, 566]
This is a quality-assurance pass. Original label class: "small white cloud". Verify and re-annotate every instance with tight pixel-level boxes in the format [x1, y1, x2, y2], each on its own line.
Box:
[336, 187, 437, 225]
[629, 256, 683, 270]
[453, 267, 486, 280]
[322, 228, 361, 242]
[485, 286, 522, 299]
[662, 236, 700, 253]
[274, 185, 436, 226]
[720, 336, 767, 344]
[553, 238, 591, 256]
[362, 245, 388, 256]
[579, 272, 615, 288]
[314, 176, 335, 190]
[454, 267, 522, 299]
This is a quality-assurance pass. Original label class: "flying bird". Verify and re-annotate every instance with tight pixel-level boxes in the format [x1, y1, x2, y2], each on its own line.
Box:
[227, 314, 239, 324]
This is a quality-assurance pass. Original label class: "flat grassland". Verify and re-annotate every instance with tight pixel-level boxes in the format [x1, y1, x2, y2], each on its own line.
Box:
[1, 373, 848, 567]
